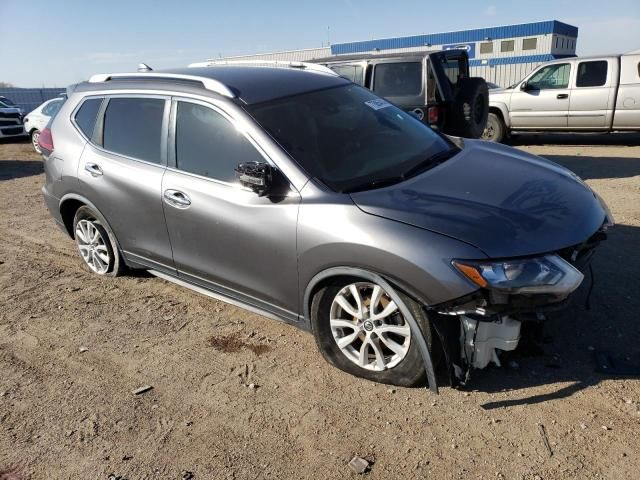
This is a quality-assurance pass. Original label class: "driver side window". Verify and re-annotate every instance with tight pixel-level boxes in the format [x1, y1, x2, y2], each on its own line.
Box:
[527, 63, 571, 90]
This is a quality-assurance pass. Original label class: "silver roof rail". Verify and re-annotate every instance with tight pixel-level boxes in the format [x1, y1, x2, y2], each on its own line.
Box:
[188, 59, 338, 76]
[87, 72, 236, 98]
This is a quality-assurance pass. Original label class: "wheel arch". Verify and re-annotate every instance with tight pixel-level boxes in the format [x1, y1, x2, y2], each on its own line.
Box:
[58, 194, 116, 246]
[488, 101, 510, 128]
[303, 266, 439, 393]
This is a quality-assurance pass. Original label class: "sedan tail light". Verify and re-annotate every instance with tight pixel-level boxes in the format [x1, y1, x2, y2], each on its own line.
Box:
[38, 127, 54, 155]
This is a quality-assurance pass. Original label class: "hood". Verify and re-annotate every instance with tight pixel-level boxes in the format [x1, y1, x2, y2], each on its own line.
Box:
[350, 140, 606, 258]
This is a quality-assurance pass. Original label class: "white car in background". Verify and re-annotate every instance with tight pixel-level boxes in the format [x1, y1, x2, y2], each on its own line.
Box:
[24, 98, 65, 153]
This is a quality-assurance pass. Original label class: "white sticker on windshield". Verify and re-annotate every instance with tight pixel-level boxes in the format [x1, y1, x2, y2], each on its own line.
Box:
[364, 99, 392, 110]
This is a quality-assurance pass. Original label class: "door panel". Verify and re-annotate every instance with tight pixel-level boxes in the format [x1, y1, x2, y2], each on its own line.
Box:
[510, 62, 572, 129]
[75, 95, 175, 273]
[78, 145, 175, 272]
[162, 170, 300, 315]
[568, 59, 614, 129]
[162, 97, 300, 316]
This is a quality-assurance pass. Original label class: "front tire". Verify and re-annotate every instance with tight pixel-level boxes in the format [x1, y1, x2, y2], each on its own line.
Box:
[311, 279, 437, 387]
[73, 206, 124, 276]
[482, 112, 506, 143]
[31, 129, 41, 154]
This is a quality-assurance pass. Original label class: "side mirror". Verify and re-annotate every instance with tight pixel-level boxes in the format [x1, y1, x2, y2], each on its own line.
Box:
[236, 161, 272, 196]
[520, 82, 528, 91]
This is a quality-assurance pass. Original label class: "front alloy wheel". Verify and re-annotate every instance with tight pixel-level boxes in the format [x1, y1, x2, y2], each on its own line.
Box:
[329, 282, 411, 371]
[311, 278, 438, 387]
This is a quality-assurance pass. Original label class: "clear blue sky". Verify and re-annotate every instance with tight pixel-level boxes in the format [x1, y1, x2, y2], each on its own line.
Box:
[1, 0, 639, 87]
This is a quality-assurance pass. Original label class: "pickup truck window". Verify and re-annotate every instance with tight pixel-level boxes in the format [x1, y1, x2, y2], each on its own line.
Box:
[331, 65, 364, 86]
[373, 62, 422, 97]
[527, 63, 571, 90]
[576, 61, 608, 87]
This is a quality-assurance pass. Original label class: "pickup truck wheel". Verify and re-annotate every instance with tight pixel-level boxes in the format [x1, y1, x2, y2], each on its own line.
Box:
[311, 279, 439, 387]
[482, 113, 505, 143]
[448, 77, 489, 138]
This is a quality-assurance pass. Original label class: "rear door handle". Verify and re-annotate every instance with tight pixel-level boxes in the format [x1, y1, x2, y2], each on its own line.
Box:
[557, 93, 569, 99]
[163, 189, 191, 208]
[84, 162, 103, 177]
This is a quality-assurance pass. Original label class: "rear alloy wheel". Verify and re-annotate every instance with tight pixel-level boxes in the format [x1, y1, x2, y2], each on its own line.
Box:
[311, 279, 438, 387]
[72, 206, 124, 276]
[31, 129, 41, 154]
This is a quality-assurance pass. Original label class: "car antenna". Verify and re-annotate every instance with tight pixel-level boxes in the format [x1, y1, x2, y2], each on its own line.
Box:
[137, 63, 153, 72]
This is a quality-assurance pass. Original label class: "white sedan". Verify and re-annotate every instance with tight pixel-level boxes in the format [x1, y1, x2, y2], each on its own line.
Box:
[23, 98, 65, 153]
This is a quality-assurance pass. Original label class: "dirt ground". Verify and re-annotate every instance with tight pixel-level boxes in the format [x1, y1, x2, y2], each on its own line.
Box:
[0, 134, 639, 480]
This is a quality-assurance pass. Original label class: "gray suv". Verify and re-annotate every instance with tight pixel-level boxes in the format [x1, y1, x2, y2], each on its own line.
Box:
[41, 64, 611, 392]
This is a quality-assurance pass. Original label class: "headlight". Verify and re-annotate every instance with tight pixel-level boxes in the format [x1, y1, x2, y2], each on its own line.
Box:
[452, 254, 584, 295]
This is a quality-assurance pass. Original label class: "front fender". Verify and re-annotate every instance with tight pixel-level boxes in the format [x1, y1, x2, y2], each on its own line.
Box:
[489, 100, 512, 128]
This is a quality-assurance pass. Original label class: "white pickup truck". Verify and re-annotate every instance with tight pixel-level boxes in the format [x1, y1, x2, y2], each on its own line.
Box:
[483, 50, 640, 142]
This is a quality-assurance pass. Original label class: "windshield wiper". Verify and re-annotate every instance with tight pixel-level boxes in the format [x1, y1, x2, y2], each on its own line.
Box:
[343, 147, 460, 194]
[403, 147, 460, 179]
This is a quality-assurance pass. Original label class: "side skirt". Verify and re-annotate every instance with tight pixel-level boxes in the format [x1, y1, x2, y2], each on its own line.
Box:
[148, 269, 306, 330]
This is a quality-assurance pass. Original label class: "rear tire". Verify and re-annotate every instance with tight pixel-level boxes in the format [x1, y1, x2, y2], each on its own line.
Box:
[72, 206, 125, 277]
[482, 112, 506, 143]
[31, 129, 41, 154]
[310, 278, 438, 387]
[447, 77, 489, 138]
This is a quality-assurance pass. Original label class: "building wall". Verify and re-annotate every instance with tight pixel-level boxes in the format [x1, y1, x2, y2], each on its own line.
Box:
[214, 20, 578, 88]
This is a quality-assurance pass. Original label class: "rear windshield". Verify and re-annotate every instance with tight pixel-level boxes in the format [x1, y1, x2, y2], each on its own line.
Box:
[247, 84, 452, 193]
[373, 62, 422, 97]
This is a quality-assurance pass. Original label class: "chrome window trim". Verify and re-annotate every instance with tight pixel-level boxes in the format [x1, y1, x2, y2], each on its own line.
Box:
[168, 95, 299, 194]
[81, 93, 171, 168]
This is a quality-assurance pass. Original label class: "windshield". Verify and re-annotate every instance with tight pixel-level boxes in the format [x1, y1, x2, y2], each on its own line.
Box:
[247, 84, 453, 192]
[0, 97, 16, 106]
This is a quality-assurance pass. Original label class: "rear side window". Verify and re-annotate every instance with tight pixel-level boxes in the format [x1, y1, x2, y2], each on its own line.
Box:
[175, 101, 264, 182]
[103, 97, 165, 164]
[74, 98, 102, 139]
[576, 61, 608, 87]
[330, 65, 364, 86]
[42, 100, 63, 116]
[373, 62, 422, 97]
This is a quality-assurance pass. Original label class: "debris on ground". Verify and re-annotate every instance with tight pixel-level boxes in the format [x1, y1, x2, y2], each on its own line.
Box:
[538, 423, 553, 457]
[79, 346, 89, 353]
[348, 456, 370, 474]
[132, 385, 154, 396]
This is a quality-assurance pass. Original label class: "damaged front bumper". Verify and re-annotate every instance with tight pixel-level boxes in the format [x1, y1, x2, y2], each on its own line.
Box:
[429, 226, 607, 386]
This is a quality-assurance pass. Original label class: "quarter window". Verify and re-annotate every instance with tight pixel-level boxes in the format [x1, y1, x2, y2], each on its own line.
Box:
[42, 100, 63, 116]
[74, 98, 103, 139]
[479, 42, 493, 54]
[175, 101, 264, 182]
[522, 38, 537, 50]
[527, 63, 571, 90]
[501, 40, 514, 52]
[576, 61, 608, 87]
[373, 62, 422, 96]
[102, 97, 165, 164]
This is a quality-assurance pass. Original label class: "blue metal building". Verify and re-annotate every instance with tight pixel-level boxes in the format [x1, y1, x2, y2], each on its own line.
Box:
[0, 88, 66, 114]
[217, 20, 578, 87]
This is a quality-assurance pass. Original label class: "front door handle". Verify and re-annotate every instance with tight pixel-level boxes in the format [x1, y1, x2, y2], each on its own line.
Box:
[557, 93, 569, 99]
[84, 162, 103, 177]
[163, 189, 191, 208]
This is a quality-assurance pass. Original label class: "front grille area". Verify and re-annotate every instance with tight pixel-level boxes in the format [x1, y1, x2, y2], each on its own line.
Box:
[0, 111, 20, 119]
[0, 126, 25, 135]
[0, 120, 19, 127]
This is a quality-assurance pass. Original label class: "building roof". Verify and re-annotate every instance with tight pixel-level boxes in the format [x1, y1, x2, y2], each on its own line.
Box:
[331, 20, 579, 56]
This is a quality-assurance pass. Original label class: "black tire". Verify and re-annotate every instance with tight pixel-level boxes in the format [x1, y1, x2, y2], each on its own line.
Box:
[447, 77, 489, 138]
[482, 112, 506, 143]
[72, 206, 125, 277]
[30, 129, 41, 154]
[310, 278, 439, 387]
